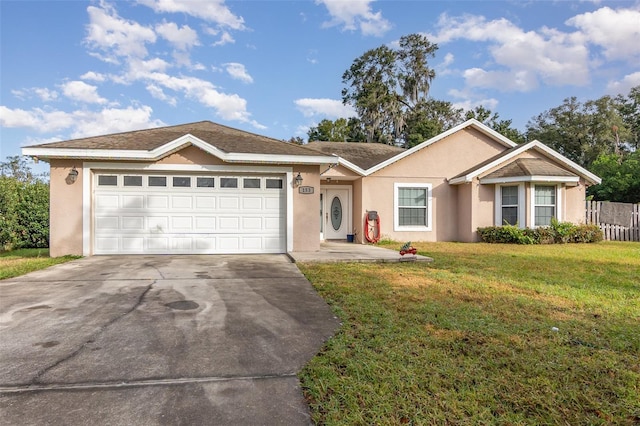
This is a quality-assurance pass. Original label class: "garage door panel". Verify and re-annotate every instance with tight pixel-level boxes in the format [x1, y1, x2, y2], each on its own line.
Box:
[196, 196, 216, 209]
[122, 237, 144, 251]
[171, 216, 193, 230]
[171, 196, 192, 209]
[195, 237, 216, 250]
[195, 217, 216, 231]
[95, 237, 119, 252]
[96, 216, 119, 230]
[219, 197, 240, 210]
[94, 173, 286, 254]
[241, 217, 262, 229]
[264, 197, 282, 210]
[242, 197, 262, 210]
[122, 217, 144, 230]
[171, 238, 192, 250]
[218, 236, 240, 250]
[96, 195, 119, 209]
[148, 195, 169, 209]
[148, 237, 169, 250]
[123, 195, 144, 209]
[242, 237, 262, 250]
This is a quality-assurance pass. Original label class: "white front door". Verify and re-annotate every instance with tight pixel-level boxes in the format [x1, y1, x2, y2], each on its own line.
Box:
[321, 188, 350, 240]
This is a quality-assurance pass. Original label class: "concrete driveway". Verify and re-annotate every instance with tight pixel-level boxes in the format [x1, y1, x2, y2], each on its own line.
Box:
[0, 255, 339, 425]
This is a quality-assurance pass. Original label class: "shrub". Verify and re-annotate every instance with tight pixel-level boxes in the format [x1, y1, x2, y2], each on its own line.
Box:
[0, 175, 49, 250]
[478, 222, 603, 245]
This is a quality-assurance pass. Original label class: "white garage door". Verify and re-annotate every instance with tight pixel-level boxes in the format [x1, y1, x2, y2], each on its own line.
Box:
[93, 173, 286, 254]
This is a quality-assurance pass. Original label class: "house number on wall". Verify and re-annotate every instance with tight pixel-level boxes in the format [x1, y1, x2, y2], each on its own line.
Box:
[299, 186, 314, 194]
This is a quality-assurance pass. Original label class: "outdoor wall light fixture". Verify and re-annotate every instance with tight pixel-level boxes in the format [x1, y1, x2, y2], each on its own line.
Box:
[295, 172, 303, 186]
[67, 167, 79, 184]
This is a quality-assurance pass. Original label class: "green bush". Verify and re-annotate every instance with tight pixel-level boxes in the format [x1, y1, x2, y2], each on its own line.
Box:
[478, 222, 603, 245]
[0, 176, 49, 250]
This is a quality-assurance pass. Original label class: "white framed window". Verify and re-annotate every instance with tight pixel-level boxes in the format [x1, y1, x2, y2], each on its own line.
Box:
[393, 183, 432, 231]
[495, 184, 525, 227]
[531, 184, 561, 227]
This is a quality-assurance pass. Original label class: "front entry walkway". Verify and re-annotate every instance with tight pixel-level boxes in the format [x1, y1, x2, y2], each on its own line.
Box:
[289, 241, 433, 263]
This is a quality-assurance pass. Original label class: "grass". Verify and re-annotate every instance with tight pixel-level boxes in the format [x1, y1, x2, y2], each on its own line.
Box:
[298, 241, 640, 425]
[0, 248, 80, 280]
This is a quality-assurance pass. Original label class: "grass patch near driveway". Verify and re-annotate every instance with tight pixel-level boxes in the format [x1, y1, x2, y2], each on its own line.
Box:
[0, 248, 79, 280]
[298, 242, 640, 425]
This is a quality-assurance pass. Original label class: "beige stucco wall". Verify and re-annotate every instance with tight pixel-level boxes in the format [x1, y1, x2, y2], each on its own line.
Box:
[357, 128, 507, 242]
[293, 165, 322, 251]
[48, 146, 323, 256]
[49, 159, 84, 257]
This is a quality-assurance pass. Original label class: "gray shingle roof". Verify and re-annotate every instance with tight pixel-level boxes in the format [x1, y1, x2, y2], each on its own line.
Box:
[305, 142, 405, 170]
[26, 121, 326, 157]
[482, 158, 577, 179]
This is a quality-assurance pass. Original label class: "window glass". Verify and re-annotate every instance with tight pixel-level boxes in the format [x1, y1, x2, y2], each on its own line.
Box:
[266, 179, 283, 189]
[243, 178, 261, 189]
[123, 176, 142, 187]
[534, 185, 556, 226]
[196, 177, 215, 188]
[501, 186, 518, 205]
[501, 186, 519, 225]
[173, 176, 191, 187]
[148, 176, 167, 187]
[98, 175, 117, 186]
[502, 207, 518, 225]
[398, 188, 427, 226]
[220, 177, 238, 188]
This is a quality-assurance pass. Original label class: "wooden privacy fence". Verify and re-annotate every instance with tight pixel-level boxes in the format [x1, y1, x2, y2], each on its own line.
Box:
[585, 201, 640, 242]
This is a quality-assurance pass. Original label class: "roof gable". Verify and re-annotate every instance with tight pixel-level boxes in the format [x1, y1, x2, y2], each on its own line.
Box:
[449, 140, 601, 185]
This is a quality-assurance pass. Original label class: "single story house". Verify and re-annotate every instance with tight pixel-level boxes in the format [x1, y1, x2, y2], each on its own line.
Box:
[23, 119, 600, 257]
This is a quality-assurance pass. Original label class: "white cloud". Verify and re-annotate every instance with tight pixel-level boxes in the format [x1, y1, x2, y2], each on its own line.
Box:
[463, 68, 539, 92]
[606, 71, 640, 95]
[80, 71, 107, 82]
[138, 72, 261, 125]
[567, 6, 640, 61]
[60, 81, 108, 104]
[212, 31, 235, 46]
[224, 63, 253, 83]
[294, 98, 356, 118]
[205, 27, 236, 46]
[85, 2, 157, 61]
[146, 84, 177, 106]
[429, 13, 591, 91]
[316, 0, 391, 37]
[448, 88, 499, 113]
[137, 0, 245, 30]
[155, 21, 199, 50]
[0, 105, 165, 138]
[11, 87, 58, 102]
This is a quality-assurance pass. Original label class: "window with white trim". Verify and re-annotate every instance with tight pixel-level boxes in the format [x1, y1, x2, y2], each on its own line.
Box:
[500, 185, 519, 225]
[394, 183, 432, 231]
[534, 185, 556, 226]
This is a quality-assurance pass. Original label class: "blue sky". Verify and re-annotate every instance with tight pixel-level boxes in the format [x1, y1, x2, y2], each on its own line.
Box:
[1, 0, 639, 172]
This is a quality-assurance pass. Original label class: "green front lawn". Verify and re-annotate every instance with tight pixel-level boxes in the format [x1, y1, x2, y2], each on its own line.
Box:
[0, 248, 80, 280]
[298, 242, 640, 425]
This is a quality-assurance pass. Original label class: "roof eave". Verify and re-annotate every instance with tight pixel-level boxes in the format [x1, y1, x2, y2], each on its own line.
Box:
[22, 133, 338, 166]
[480, 176, 580, 184]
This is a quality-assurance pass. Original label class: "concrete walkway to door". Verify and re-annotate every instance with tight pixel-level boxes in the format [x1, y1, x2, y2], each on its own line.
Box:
[0, 255, 339, 425]
[289, 241, 434, 263]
